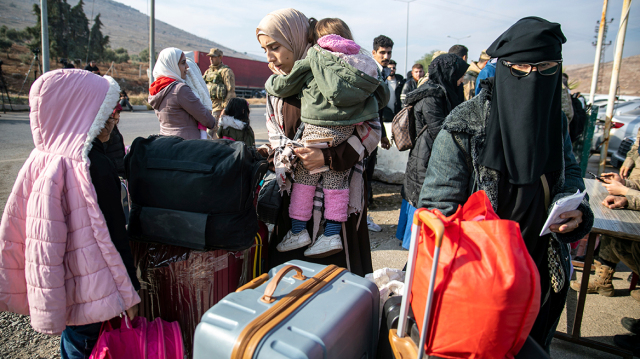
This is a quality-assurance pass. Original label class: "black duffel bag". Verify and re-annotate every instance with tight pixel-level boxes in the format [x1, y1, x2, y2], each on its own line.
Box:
[124, 135, 267, 251]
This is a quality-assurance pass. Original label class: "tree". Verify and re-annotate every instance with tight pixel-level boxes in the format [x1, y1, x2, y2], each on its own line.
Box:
[415, 50, 441, 73]
[68, 0, 90, 59]
[137, 48, 158, 63]
[87, 14, 110, 62]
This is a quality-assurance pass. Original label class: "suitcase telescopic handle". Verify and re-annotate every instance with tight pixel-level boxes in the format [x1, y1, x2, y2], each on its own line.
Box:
[393, 209, 444, 359]
[260, 265, 307, 304]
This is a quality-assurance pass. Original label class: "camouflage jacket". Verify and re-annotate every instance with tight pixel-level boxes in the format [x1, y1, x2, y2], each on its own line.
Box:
[203, 63, 236, 112]
[625, 178, 640, 210]
[622, 127, 640, 175]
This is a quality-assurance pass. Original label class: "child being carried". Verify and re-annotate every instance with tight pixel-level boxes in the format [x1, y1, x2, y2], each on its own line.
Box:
[265, 18, 387, 258]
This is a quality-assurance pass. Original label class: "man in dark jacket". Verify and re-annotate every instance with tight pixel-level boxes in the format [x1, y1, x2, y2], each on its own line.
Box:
[400, 63, 425, 106]
[367, 34, 394, 231]
[385, 60, 405, 117]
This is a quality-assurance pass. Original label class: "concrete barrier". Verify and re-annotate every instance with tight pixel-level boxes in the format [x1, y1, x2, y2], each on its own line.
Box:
[373, 123, 408, 184]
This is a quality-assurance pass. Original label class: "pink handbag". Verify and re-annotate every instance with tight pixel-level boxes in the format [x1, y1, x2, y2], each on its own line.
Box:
[89, 315, 184, 359]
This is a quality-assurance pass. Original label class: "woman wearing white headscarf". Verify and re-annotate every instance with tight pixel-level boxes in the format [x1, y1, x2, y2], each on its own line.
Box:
[148, 47, 216, 140]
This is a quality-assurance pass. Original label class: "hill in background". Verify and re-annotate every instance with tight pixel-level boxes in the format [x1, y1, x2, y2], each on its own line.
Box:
[564, 54, 640, 96]
[0, 0, 257, 60]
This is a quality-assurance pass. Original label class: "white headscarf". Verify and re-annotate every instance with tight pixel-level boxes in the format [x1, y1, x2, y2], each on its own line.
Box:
[184, 58, 213, 111]
[153, 47, 184, 82]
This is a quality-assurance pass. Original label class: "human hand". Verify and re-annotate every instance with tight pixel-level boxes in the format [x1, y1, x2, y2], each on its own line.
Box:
[602, 195, 629, 209]
[125, 304, 138, 320]
[601, 179, 629, 196]
[601, 172, 624, 184]
[549, 210, 583, 234]
[381, 137, 391, 150]
[294, 147, 325, 171]
[620, 165, 631, 179]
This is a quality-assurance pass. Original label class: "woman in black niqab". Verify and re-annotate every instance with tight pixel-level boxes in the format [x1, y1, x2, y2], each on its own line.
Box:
[479, 17, 575, 350]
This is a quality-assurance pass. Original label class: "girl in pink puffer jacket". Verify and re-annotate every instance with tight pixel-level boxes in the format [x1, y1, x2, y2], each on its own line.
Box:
[0, 69, 140, 357]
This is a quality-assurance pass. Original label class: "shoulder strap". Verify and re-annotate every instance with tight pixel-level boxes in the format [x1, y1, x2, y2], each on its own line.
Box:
[452, 133, 473, 173]
[541, 174, 551, 208]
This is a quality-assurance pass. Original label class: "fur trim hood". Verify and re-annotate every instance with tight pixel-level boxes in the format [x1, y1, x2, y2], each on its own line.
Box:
[29, 69, 121, 163]
[218, 115, 248, 130]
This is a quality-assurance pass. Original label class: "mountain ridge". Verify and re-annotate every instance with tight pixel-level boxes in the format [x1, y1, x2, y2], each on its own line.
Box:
[0, 0, 262, 60]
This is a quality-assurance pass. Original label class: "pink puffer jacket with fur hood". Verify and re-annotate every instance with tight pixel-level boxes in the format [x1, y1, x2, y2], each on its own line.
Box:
[0, 69, 140, 335]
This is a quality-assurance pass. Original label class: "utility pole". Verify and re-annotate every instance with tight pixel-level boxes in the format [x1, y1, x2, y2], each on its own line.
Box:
[395, 0, 416, 75]
[149, 0, 155, 84]
[40, 0, 50, 73]
[588, 0, 610, 105]
[598, 0, 632, 174]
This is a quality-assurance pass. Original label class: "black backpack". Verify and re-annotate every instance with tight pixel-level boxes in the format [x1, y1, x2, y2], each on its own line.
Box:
[569, 95, 587, 142]
[124, 136, 267, 251]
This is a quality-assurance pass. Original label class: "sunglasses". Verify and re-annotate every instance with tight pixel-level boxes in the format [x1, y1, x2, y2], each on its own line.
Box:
[501, 60, 562, 77]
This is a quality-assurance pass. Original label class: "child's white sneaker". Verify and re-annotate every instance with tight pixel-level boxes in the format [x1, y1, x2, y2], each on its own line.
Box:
[304, 234, 343, 258]
[277, 229, 312, 252]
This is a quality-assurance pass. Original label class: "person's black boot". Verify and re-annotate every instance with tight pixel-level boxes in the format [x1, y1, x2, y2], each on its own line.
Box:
[613, 334, 640, 355]
[622, 317, 640, 335]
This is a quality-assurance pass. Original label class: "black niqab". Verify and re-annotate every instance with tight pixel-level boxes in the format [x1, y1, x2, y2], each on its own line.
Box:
[479, 17, 567, 185]
[427, 54, 469, 109]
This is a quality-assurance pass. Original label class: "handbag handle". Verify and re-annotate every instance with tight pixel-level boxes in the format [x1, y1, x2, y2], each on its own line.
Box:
[260, 265, 307, 303]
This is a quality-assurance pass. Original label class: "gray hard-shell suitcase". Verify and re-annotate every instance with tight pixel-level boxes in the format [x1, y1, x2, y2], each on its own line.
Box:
[193, 260, 380, 359]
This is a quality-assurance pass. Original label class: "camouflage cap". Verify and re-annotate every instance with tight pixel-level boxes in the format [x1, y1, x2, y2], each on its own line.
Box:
[208, 48, 223, 57]
[479, 49, 491, 62]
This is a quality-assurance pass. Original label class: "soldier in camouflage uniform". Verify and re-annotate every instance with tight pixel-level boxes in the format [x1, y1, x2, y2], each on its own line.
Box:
[570, 174, 640, 303]
[620, 127, 640, 179]
[203, 48, 236, 137]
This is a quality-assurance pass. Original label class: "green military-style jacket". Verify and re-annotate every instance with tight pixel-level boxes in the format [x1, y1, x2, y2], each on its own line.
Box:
[265, 45, 389, 126]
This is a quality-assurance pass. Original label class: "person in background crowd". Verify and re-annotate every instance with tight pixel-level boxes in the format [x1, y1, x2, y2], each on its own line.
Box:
[448, 44, 468, 102]
[448, 44, 468, 62]
[203, 48, 236, 137]
[475, 58, 497, 95]
[417, 50, 448, 88]
[462, 50, 490, 101]
[0, 70, 140, 359]
[620, 127, 640, 179]
[217, 97, 255, 147]
[256, 8, 378, 275]
[60, 58, 75, 69]
[418, 17, 594, 350]
[400, 63, 425, 106]
[148, 47, 217, 140]
[119, 90, 134, 112]
[367, 34, 394, 232]
[385, 59, 405, 117]
[561, 73, 574, 124]
[396, 54, 468, 249]
[104, 103, 126, 177]
[84, 60, 100, 75]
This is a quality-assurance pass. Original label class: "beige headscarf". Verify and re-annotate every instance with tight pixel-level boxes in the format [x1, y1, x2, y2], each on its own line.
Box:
[256, 8, 312, 75]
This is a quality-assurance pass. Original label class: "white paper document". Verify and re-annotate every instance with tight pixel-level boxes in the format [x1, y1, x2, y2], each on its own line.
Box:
[540, 190, 586, 236]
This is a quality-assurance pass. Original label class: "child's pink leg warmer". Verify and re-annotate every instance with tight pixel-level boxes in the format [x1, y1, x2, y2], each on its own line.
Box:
[289, 183, 316, 222]
[323, 188, 350, 222]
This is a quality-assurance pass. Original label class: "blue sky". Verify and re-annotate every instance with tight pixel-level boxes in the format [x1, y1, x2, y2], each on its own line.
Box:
[121, 0, 640, 74]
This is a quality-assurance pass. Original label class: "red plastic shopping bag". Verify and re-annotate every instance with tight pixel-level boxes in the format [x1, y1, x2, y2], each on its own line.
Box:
[89, 315, 184, 359]
[411, 190, 541, 358]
